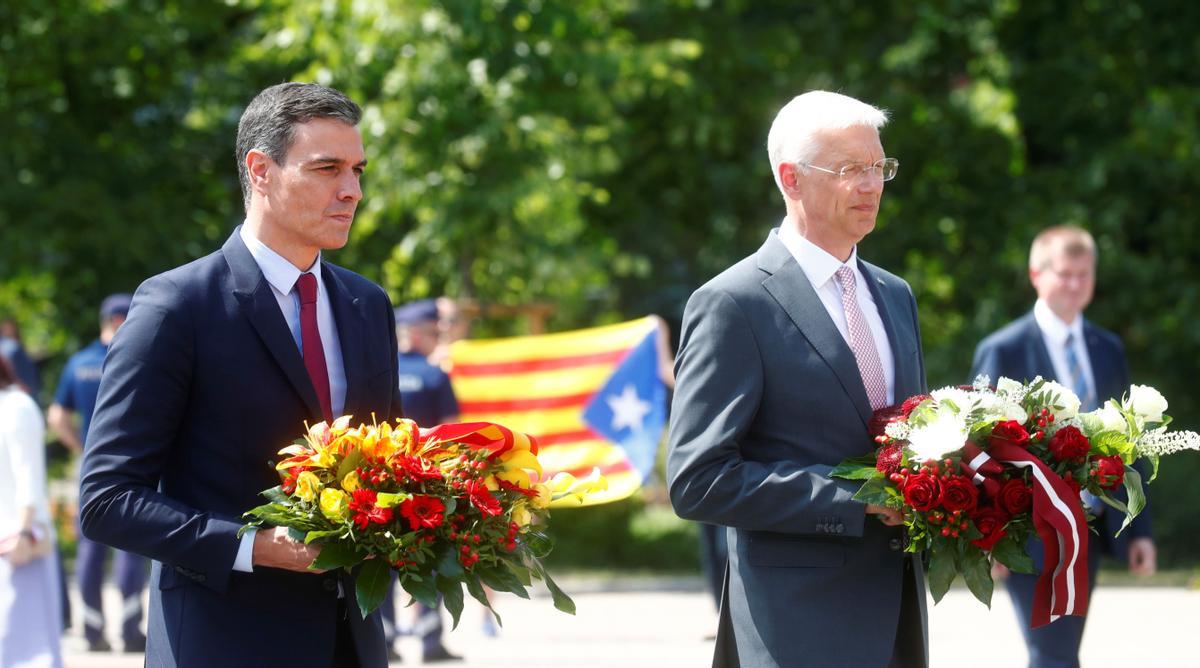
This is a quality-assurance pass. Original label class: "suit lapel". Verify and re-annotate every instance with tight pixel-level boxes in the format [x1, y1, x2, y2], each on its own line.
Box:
[859, 261, 919, 402]
[758, 233, 873, 428]
[322, 264, 369, 419]
[223, 228, 324, 419]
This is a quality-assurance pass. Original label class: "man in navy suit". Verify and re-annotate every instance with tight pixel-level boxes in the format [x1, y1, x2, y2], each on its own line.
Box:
[668, 91, 927, 667]
[970, 225, 1155, 668]
[79, 83, 401, 667]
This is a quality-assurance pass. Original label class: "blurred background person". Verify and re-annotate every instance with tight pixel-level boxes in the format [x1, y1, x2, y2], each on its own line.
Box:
[0, 317, 42, 400]
[0, 354, 63, 667]
[380, 299, 462, 663]
[971, 225, 1155, 668]
[430, 296, 471, 369]
[47, 294, 148, 653]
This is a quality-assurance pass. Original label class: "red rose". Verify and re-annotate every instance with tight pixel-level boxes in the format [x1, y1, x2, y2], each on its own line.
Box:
[465, 480, 503, 517]
[989, 420, 1030, 449]
[1048, 426, 1091, 462]
[998, 478, 1032, 515]
[939, 476, 979, 513]
[902, 472, 942, 512]
[875, 442, 904, 475]
[399, 495, 446, 531]
[969, 505, 1010, 551]
[1092, 455, 1126, 490]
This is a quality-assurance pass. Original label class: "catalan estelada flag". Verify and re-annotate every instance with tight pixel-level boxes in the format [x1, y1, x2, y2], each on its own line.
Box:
[448, 317, 667, 505]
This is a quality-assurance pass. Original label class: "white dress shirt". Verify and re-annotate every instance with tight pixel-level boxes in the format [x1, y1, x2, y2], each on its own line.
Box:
[1033, 298, 1096, 403]
[234, 225, 349, 572]
[777, 222, 896, 405]
[0, 387, 50, 539]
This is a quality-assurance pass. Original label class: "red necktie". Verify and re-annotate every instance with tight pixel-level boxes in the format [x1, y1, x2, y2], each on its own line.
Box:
[296, 272, 333, 422]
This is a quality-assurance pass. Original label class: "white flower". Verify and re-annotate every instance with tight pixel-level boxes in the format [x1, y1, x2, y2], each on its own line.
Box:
[1038, 380, 1080, 420]
[1125, 385, 1168, 423]
[930, 387, 978, 413]
[906, 411, 968, 463]
[972, 374, 991, 391]
[998, 401, 1029, 423]
[1089, 401, 1128, 433]
[1137, 427, 1200, 457]
[996, 376, 1025, 396]
[885, 420, 911, 441]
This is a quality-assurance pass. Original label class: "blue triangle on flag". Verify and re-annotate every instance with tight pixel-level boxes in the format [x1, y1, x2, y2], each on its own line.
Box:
[581, 330, 666, 481]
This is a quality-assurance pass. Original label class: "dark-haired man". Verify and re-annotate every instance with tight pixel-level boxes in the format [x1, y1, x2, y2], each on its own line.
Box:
[80, 82, 402, 667]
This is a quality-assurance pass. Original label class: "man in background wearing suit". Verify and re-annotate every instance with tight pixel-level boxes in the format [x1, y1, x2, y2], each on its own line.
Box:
[79, 82, 402, 667]
[667, 90, 928, 667]
[970, 225, 1155, 668]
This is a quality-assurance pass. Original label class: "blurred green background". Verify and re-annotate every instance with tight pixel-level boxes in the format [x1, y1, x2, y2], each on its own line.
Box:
[2, 0, 1197, 570]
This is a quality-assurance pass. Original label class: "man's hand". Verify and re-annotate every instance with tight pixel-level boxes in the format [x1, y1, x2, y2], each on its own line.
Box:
[1128, 537, 1157, 577]
[252, 526, 324, 573]
[865, 504, 904, 526]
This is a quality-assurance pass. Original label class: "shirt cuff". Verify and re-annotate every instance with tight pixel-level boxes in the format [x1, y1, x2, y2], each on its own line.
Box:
[233, 527, 256, 573]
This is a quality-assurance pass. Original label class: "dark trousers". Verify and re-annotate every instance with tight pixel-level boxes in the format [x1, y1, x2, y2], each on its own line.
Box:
[1007, 531, 1103, 668]
[699, 523, 729, 611]
[333, 598, 361, 667]
[889, 557, 927, 668]
[380, 577, 444, 653]
[76, 533, 148, 643]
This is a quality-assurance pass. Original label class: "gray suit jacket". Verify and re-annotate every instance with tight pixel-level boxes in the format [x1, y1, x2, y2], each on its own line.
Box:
[668, 230, 928, 667]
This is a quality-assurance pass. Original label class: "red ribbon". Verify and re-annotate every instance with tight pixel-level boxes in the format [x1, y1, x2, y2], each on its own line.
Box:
[420, 422, 539, 460]
[978, 442, 1089, 627]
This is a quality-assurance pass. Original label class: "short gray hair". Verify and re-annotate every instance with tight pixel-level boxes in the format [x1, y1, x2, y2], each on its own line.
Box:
[766, 90, 888, 194]
[235, 82, 362, 209]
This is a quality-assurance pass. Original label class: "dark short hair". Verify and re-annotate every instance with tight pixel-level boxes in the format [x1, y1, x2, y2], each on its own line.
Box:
[235, 82, 362, 209]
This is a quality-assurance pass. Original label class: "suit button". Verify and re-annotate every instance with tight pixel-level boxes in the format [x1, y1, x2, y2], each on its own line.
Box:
[835, 523, 845, 534]
[889, 538, 902, 551]
[322, 578, 338, 592]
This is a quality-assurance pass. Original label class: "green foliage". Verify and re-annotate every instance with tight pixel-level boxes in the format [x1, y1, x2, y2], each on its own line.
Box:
[547, 497, 700, 572]
[353, 557, 392, 619]
[5, 1, 1200, 565]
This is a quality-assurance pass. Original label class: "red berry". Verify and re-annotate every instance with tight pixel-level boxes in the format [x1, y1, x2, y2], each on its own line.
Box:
[941, 527, 951, 537]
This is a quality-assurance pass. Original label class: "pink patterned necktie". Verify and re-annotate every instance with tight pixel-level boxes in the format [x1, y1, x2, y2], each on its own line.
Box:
[296, 272, 333, 422]
[834, 265, 888, 410]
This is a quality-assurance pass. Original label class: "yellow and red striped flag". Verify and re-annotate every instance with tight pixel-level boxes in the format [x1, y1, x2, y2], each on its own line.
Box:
[448, 317, 667, 506]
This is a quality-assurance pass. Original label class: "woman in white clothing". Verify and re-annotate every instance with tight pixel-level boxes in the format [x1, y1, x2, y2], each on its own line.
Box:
[0, 354, 62, 668]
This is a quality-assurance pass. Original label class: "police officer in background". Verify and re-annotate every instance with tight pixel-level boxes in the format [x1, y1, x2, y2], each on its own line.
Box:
[48, 294, 149, 652]
[381, 299, 462, 663]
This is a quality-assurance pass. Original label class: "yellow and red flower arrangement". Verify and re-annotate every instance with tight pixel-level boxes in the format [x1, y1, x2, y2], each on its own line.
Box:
[242, 416, 606, 622]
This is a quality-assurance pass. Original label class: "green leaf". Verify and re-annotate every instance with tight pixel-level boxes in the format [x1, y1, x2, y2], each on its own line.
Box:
[304, 528, 345, 544]
[520, 528, 555, 559]
[850, 475, 893, 507]
[990, 535, 1035, 574]
[959, 546, 993, 607]
[436, 575, 465, 630]
[310, 540, 362, 571]
[505, 560, 533, 587]
[336, 448, 363, 483]
[529, 558, 575, 615]
[262, 485, 293, 505]
[354, 558, 392, 619]
[1146, 455, 1161, 483]
[926, 543, 957, 603]
[1115, 467, 1146, 537]
[464, 573, 502, 627]
[476, 561, 531, 599]
[434, 542, 465, 579]
[831, 454, 880, 481]
[400, 572, 439, 609]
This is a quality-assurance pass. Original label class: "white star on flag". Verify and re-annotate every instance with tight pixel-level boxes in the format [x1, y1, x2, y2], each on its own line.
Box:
[606, 384, 651, 433]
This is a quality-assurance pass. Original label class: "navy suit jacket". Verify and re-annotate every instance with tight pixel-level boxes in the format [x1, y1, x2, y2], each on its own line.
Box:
[79, 228, 402, 668]
[668, 230, 928, 667]
[969, 311, 1153, 557]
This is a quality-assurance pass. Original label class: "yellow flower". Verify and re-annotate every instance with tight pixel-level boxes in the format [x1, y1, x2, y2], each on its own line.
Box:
[497, 468, 531, 489]
[499, 448, 542, 478]
[530, 483, 552, 509]
[295, 471, 323, 502]
[484, 475, 501, 491]
[319, 488, 350, 522]
[341, 470, 361, 492]
[511, 502, 532, 527]
[549, 468, 609, 507]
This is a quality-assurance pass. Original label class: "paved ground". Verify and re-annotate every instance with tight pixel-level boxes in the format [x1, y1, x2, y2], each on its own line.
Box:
[62, 579, 1199, 667]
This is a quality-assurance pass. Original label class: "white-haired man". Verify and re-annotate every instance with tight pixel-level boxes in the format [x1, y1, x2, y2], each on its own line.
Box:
[668, 90, 928, 667]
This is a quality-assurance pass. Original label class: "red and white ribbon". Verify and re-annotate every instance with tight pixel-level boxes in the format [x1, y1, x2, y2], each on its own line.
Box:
[965, 442, 1089, 627]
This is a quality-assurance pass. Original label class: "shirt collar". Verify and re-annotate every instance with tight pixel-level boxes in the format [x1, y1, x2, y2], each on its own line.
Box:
[1033, 298, 1084, 346]
[239, 224, 323, 296]
[777, 219, 859, 291]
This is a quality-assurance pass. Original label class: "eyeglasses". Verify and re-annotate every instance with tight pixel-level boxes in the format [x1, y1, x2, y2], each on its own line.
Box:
[797, 157, 899, 182]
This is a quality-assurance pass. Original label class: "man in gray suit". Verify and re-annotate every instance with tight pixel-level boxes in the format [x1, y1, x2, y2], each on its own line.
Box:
[667, 90, 928, 667]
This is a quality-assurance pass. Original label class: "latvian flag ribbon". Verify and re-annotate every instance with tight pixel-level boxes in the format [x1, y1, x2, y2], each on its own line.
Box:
[447, 317, 668, 506]
[961, 442, 1090, 627]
